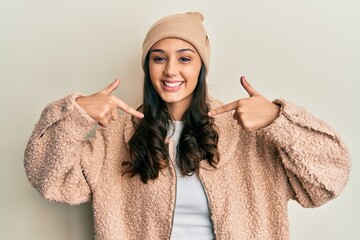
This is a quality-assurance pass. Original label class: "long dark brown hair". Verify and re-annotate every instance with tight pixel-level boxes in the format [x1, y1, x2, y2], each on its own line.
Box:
[122, 54, 219, 183]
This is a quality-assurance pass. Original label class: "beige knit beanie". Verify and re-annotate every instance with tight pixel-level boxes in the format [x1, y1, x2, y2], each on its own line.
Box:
[141, 12, 210, 75]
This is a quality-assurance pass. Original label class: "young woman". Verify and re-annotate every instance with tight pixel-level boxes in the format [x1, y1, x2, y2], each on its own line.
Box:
[24, 12, 350, 240]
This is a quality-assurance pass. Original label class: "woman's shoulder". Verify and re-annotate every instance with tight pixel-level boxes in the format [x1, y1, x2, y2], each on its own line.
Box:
[207, 95, 223, 109]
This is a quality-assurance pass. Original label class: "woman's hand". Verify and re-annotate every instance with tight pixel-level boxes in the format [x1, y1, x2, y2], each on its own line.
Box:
[208, 76, 280, 131]
[76, 79, 144, 127]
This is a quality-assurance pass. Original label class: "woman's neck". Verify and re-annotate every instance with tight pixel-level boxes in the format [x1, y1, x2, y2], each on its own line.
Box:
[166, 102, 190, 121]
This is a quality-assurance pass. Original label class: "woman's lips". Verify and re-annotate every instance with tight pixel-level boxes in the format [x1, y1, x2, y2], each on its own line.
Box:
[161, 81, 184, 91]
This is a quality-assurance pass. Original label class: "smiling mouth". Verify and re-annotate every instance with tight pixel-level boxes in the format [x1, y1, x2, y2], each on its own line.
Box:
[162, 81, 184, 88]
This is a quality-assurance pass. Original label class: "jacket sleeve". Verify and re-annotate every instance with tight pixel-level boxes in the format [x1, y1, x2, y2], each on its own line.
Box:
[24, 93, 108, 205]
[258, 99, 351, 208]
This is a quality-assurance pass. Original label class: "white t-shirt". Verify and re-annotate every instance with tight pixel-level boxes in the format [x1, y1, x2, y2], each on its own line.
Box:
[170, 121, 215, 240]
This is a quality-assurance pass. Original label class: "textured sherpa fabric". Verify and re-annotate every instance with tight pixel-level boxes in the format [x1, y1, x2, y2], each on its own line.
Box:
[24, 94, 350, 240]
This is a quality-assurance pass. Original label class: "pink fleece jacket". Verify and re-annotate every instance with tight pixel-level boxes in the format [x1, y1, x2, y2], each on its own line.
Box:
[24, 93, 350, 240]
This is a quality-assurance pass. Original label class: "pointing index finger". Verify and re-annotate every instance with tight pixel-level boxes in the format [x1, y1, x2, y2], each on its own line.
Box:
[113, 97, 144, 119]
[208, 101, 238, 117]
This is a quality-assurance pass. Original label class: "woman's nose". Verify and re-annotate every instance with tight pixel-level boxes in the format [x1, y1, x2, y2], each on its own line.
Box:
[164, 59, 178, 77]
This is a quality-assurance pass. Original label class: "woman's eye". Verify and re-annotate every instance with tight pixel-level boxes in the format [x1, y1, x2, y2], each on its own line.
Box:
[179, 57, 191, 62]
[153, 56, 166, 62]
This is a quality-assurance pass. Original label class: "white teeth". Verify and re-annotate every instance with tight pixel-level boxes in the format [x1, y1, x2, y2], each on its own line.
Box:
[163, 81, 182, 87]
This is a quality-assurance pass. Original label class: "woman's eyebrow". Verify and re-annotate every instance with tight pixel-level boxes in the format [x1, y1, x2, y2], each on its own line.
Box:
[149, 48, 195, 54]
[177, 48, 195, 53]
[149, 49, 165, 54]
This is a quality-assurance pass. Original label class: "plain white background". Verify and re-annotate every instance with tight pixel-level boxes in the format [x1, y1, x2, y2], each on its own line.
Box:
[1, 0, 359, 239]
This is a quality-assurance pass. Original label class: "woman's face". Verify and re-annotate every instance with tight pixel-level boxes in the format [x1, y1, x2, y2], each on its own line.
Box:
[148, 38, 202, 115]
